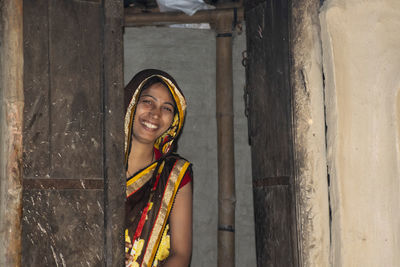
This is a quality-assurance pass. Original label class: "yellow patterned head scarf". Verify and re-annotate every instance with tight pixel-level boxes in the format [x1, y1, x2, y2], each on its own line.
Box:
[124, 69, 187, 163]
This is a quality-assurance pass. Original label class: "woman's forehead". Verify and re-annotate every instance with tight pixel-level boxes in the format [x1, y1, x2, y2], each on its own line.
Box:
[140, 82, 175, 103]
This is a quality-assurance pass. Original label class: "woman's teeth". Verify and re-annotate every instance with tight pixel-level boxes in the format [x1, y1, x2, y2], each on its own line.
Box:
[143, 121, 157, 129]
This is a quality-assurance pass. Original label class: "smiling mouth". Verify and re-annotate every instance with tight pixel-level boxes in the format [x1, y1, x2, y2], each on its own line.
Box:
[142, 121, 158, 130]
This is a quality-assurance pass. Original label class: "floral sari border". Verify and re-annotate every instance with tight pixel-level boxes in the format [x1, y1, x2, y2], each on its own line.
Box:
[142, 159, 190, 267]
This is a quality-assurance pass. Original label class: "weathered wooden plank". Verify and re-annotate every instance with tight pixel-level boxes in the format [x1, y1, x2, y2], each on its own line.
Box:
[253, 185, 296, 267]
[22, 0, 110, 265]
[253, 176, 290, 187]
[0, 0, 24, 265]
[103, 0, 125, 265]
[22, 0, 124, 265]
[21, 189, 104, 266]
[23, 0, 50, 178]
[23, 178, 104, 190]
[245, 0, 299, 266]
[244, 0, 267, 10]
[290, 0, 330, 265]
[49, 0, 103, 179]
[246, 0, 293, 179]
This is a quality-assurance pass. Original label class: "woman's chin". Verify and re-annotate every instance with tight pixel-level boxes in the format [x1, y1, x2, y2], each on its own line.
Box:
[132, 134, 157, 145]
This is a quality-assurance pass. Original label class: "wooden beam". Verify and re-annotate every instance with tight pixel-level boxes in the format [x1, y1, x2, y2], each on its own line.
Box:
[0, 0, 24, 266]
[124, 7, 243, 27]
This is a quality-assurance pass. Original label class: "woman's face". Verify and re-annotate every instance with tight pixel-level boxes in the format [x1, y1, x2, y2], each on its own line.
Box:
[132, 82, 175, 145]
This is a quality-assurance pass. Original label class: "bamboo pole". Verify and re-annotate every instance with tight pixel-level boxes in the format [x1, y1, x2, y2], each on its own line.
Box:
[0, 0, 24, 266]
[216, 13, 235, 267]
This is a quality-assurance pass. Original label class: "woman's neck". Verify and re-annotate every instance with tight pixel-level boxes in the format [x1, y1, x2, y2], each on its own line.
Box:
[126, 140, 154, 177]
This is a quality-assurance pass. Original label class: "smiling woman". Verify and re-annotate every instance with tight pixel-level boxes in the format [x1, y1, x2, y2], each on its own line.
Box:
[131, 79, 175, 148]
[124, 69, 193, 267]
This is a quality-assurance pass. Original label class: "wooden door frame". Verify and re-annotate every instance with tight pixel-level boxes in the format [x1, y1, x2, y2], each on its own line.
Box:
[102, 1, 125, 265]
[290, 0, 331, 266]
[1, 0, 330, 266]
[245, 0, 299, 265]
[0, 0, 24, 266]
[245, 0, 330, 266]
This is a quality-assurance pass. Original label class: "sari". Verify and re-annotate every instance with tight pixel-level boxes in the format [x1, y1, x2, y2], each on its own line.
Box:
[124, 69, 192, 267]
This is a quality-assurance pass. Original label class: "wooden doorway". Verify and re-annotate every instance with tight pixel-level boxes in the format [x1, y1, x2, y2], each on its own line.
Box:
[18, 0, 301, 266]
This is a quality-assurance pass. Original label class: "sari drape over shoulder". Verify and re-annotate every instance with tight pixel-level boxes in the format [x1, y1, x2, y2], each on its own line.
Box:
[124, 69, 192, 267]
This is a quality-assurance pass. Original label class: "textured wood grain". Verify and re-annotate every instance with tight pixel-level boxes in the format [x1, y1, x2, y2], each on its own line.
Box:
[253, 185, 296, 266]
[245, 0, 299, 266]
[22, 190, 104, 266]
[22, 0, 124, 265]
[0, 1, 24, 265]
[246, 0, 293, 180]
[49, 0, 103, 179]
[23, 0, 50, 178]
[103, 0, 125, 265]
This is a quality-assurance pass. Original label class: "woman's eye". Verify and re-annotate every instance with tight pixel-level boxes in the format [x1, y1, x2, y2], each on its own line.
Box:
[162, 106, 174, 113]
[141, 99, 152, 105]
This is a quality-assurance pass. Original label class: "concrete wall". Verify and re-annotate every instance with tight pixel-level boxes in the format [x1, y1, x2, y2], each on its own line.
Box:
[320, 0, 400, 266]
[124, 26, 256, 267]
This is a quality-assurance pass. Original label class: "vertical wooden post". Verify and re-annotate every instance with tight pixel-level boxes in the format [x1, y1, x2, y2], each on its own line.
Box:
[216, 14, 236, 267]
[0, 0, 24, 266]
[103, 0, 125, 266]
[245, 0, 299, 266]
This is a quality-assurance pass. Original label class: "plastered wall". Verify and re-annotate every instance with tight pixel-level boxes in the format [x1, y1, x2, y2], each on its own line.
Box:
[124, 26, 256, 267]
[320, 0, 400, 265]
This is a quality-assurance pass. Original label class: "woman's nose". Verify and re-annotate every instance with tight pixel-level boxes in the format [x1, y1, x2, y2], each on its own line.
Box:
[150, 107, 161, 118]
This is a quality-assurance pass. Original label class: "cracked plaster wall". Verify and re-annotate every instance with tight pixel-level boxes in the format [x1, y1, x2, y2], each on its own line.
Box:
[320, 0, 400, 266]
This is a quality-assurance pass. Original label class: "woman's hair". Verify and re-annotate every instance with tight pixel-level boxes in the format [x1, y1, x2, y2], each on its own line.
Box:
[140, 76, 169, 93]
[124, 69, 183, 114]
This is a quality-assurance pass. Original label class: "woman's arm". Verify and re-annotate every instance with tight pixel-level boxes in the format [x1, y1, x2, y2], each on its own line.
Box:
[162, 181, 193, 267]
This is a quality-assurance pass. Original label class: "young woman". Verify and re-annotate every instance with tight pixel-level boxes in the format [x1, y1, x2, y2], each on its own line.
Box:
[124, 69, 193, 267]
